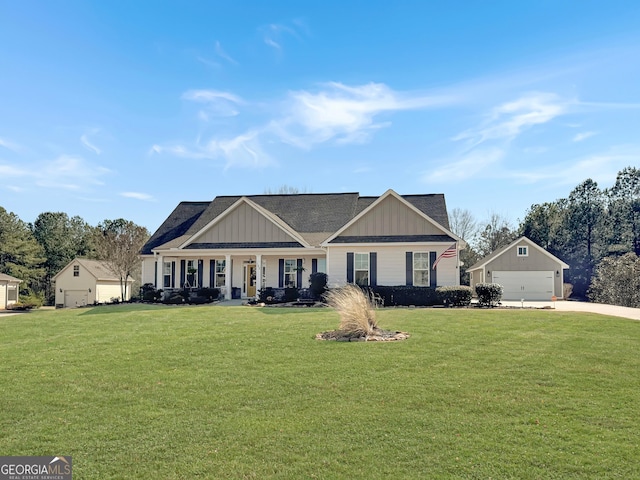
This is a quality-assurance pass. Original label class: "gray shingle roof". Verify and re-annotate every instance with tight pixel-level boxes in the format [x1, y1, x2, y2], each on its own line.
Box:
[141, 192, 450, 253]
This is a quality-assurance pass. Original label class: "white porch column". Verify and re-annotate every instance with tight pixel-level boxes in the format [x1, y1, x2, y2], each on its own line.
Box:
[256, 254, 263, 295]
[156, 255, 163, 288]
[225, 254, 231, 299]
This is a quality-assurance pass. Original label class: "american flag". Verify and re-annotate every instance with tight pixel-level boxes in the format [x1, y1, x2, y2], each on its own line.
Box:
[432, 243, 457, 270]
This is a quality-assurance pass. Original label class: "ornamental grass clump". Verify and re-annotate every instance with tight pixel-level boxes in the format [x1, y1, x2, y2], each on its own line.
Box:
[324, 284, 378, 336]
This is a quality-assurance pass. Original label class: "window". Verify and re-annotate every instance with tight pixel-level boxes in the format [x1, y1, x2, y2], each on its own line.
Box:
[354, 253, 369, 286]
[7, 286, 17, 302]
[215, 260, 226, 288]
[186, 260, 197, 287]
[317, 258, 327, 273]
[413, 252, 430, 286]
[163, 262, 172, 288]
[284, 259, 297, 287]
[73, 265, 79, 277]
[517, 246, 528, 257]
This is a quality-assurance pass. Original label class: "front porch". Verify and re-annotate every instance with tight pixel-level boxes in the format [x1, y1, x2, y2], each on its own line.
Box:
[147, 252, 325, 301]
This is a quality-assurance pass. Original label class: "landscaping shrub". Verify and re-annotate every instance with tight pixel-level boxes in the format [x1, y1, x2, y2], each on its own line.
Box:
[196, 288, 220, 301]
[309, 272, 328, 298]
[259, 287, 277, 303]
[141, 283, 163, 303]
[324, 284, 377, 336]
[475, 283, 503, 307]
[436, 286, 473, 307]
[163, 293, 186, 305]
[284, 287, 299, 302]
[366, 285, 439, 307]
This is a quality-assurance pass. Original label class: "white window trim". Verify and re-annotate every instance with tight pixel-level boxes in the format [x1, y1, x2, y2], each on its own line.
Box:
[215, 259, 226, 288]
[517, 246, 529, 257]
[284, 259, 297, 288]
[354, 252, 370, 286]
[163, 262, 172, 288]
[413, 252, 430, 286]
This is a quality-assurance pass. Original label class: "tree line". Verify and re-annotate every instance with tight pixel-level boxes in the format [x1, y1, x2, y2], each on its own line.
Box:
[451, 166, 640, 305]
[0, 210, 149, 306]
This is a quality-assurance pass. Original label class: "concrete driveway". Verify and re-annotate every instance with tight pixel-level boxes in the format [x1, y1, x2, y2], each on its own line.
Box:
[499, 299, 640, 321]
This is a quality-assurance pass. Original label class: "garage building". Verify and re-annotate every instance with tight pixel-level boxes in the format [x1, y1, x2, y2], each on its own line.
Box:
[467, 236, 569, 301]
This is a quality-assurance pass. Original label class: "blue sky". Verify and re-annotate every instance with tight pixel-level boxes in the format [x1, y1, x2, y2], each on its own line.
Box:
[2, 1, 640, 232]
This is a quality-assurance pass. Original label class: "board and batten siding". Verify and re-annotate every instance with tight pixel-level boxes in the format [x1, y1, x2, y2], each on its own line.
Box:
[327, 245, 458, 287]
[340, 195, 444, 237]
[195, 202, 297, 244]
[477, 242, 566, 298]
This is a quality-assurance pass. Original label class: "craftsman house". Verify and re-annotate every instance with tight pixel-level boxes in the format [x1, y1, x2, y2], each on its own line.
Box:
[140, 189, 464, 299]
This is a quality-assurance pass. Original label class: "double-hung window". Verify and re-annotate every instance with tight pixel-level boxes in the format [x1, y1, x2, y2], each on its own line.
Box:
[73, 265, 80, 277]
[284, 259, 297, 287]
[354, 253, 369, 286]
[215, 260, 226, 287]
[413, 252, 430, 286]
[163, 262, 172, 288]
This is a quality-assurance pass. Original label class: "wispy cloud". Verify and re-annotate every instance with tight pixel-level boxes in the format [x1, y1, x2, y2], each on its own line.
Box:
[0, 137, 21, 152]
[271, 82, 457, 147]
[182, 89, 245, 118]
[261, 21, 305, 52]
[154, 81, 455, 168]
[152, 130, 273, 169]
[573, 131, 597, 142]
[120, 192, 154, 201]
[0, 163, 28, 177]
[80, 130, 102, 154]
[422, 147, 505, 184]
[215, 40, 238, 65]
[453, 92, 568, 148]
[36, 155, 110, 190]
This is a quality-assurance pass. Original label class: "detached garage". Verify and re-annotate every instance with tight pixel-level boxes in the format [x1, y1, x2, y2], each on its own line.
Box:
[52, 258, 134, 308]
[0, 273, 21, 309]
[468, 237, 569, 301]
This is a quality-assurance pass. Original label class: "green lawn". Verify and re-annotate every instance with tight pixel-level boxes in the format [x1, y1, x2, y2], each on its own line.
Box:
[1, 304, 639, 479]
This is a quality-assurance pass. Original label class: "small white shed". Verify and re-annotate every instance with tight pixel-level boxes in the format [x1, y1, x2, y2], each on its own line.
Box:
[52, 258, 133, 308]
[0, 273, 21, 309]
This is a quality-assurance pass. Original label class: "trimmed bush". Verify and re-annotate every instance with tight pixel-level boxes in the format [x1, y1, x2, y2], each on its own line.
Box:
[196, 288, 220, 301]
[366, 285, 439, 307]
[309, 272, 328, 298]
[436, 286, 473, 307]
[475, 283, 503, 307]
[284, 287, 300, 302]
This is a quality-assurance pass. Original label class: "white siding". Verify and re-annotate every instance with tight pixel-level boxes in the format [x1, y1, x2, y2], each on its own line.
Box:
[326, 244, 458, 287]
[97, 282, 127, 303]
[141, 257, 156, 285]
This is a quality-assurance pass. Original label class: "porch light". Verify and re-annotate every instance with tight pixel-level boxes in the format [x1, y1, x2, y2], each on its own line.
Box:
[556, 270, 559, 277]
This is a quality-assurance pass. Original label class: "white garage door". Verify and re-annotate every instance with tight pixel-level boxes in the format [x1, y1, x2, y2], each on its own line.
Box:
[64, 290, 88, 308]
[492, 271, 554, 301]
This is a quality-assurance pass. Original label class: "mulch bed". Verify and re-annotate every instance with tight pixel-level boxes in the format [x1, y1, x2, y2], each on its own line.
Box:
[315, 329, 410, 342]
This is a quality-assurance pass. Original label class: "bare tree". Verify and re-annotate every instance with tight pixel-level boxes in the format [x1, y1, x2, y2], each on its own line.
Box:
[448, 208, 478, 241]
[263, 185, 310, 195]
[475, 211, 517, 257]
[93, 219, 149, 301]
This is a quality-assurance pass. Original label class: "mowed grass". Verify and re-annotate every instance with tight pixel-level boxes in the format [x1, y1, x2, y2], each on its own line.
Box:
[1, 304, 639, 479]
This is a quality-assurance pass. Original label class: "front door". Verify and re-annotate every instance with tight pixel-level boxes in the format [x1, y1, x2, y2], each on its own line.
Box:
[246, 264, 257, 297]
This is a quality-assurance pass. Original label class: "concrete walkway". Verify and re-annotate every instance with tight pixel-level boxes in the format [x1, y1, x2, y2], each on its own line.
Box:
[499, 300, 640, 321]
